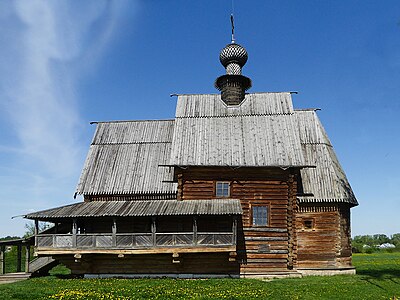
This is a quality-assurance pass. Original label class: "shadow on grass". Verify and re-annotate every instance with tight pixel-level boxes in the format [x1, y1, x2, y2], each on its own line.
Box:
[51, 273, 83, 279]
[357, 268, 400, 280]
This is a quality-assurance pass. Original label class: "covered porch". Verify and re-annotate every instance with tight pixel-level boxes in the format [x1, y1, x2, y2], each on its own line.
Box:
[25, 199, 242, 256]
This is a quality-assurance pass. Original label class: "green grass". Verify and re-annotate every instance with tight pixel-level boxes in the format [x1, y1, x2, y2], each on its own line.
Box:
[1, 252, 399, 299]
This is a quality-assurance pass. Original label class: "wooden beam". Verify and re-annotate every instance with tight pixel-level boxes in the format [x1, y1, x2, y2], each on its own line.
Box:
[112, 218, 117, 247]
[72, 219, 77, 248]
[35, 245, 236, 256]
[193, 217, 198, 245]
[16, 244, 22, 272]
[232, 216, 237, 245]
[25, 245, 31, 273]
[151, 217, 156, 246]
[0, 246, 5, 274]
[34, 220, 39, 247]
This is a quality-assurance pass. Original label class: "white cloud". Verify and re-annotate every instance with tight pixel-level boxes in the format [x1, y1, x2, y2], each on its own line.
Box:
[0, 0, 130, 236]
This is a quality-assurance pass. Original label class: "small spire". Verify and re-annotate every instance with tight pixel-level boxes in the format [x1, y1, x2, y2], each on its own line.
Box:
[230, 14, 235, 43]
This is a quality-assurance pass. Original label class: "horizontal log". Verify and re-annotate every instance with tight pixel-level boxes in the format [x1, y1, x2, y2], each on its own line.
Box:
[245, 237, 288, 241]
[243, 228, 287, 233]
[36, 245, 236, 256]
[246, 250, 288, 254]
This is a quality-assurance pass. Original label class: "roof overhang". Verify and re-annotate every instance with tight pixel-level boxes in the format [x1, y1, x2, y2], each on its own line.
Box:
[24, 199, 243, 221]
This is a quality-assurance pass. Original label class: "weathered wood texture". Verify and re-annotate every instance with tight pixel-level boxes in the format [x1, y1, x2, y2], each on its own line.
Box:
[295, 204, 352, 268]
[56, 253, 239, 275]
[338, 205, 352, 266]
[177, 167, 299, 273]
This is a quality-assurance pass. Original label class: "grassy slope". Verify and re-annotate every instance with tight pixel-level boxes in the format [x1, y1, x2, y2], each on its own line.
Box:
[0, 252, 399, 299]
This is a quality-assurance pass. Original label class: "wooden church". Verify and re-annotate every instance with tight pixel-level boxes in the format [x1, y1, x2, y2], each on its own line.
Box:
[24, 30, 358, 278]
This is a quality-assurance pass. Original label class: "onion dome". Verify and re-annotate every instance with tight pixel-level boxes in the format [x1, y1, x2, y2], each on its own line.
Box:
[215, 42, 252, 105]
[219, 43, 248, 69]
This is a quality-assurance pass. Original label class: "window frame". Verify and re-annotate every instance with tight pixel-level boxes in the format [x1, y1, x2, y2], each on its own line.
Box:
[302, 218, 315, 231]
[215, 181, 231, 198]
[251, 204, 270, 227]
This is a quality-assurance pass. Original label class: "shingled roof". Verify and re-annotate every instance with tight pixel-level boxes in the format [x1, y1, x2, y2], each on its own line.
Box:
[73, 93, 357, 206]
[169, 93, 307, 167]
[295, 110, 358, 206]
[25, 199, 243, 221]
[75, 120, 176, 197]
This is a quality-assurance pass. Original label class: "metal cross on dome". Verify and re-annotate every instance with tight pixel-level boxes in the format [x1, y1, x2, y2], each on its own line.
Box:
[231, 14, 235, 43]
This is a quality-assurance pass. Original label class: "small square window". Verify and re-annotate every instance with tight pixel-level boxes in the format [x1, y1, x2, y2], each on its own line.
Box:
[303, 219, 314, 230]
[252, 206, 268, 226]
[216, 182, 230, 197]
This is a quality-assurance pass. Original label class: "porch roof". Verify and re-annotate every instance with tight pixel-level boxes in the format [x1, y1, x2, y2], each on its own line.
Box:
[24, 199, 243, 220]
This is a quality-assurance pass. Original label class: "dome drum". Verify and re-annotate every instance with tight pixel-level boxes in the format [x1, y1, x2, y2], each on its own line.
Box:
[215, 75, 252, 105]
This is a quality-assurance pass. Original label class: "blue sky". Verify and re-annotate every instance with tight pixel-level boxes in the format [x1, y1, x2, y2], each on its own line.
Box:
[0, 0, 399, 237]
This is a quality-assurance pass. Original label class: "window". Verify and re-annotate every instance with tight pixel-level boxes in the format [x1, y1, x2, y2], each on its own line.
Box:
[252, 206, 268, 226]
[303, 219, 314, 230]
[215, 181, 230, 197]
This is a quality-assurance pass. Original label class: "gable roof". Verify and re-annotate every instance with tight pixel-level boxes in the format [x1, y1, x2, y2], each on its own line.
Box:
[169, 93, 307, 167]
[295, 110, 358, 206]
[75, 120, 176, 197]
[73, 93, 357, 206]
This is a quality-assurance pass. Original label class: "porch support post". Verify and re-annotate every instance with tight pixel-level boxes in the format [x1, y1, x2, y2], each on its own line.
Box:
[72, 218, 77, 248]
[54, 222, 58, 234]
[193, 216, 198, 245]
[151, 217, 156, 246]
[25, 244, 31, 273]
[112, 218, 117, 247]
[0, 246, 5, 274]
[34, 220, 39, 247]
[232, 216, 238, 245]
[16, 244, 22, 272]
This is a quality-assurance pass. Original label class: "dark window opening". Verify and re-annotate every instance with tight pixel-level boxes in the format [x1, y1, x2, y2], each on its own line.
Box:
[303, 219, 314, 230]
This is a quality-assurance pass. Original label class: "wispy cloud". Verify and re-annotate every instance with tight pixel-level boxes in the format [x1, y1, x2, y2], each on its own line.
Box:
[0, 0, 129, 236]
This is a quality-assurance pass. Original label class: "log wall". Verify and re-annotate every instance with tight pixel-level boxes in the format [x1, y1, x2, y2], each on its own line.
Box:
[338, 205, 352, 267]
[177, 167, 298, 274]
[295, 204, 352, 268]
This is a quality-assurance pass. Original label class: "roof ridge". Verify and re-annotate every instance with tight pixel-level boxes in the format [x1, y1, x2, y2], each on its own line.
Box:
[91, 119, 175, 124]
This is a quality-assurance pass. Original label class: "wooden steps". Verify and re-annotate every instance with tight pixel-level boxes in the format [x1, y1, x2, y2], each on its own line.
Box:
[0, 272, 31, 284]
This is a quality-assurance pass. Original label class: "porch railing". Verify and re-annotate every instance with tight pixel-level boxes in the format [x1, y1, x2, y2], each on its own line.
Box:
[36, 232, 235, 249]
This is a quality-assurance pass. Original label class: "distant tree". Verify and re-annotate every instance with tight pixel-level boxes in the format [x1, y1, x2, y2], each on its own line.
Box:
[391, 233, 400, 246]
[24, 221, 52, 238]
[353, 235, 375, 246]
[373, 234, 390, 244]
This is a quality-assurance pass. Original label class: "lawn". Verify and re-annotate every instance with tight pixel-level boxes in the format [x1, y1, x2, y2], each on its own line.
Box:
[0, 252, 399, 299]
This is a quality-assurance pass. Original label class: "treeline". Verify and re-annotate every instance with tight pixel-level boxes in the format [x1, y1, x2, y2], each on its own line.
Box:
[0, 236, 20, 241]
[352, 233, 400, 253]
